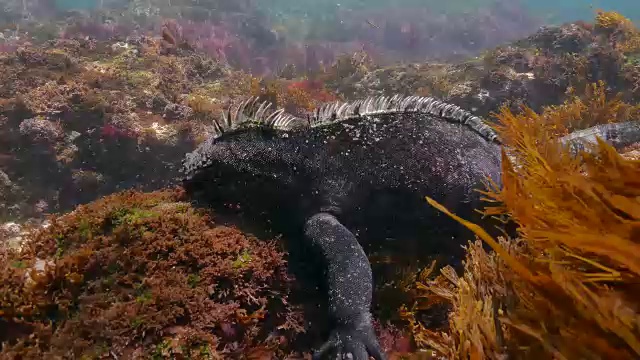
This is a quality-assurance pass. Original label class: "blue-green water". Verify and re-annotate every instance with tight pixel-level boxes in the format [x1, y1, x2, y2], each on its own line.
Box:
[526, 0, 639, 23]
[258, 0, 640, 46]
[53, 0, 639, 24]
[259, 0, 639, 25]
[55, 0, 100, 11]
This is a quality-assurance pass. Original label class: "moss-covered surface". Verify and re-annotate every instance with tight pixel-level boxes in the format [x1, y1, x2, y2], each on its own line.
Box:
[0, 188, 306, 358]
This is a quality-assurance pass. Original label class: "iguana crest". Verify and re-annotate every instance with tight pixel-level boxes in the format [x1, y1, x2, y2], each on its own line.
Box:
[307, 95, 500, 143]
[181, 94, 501, 181]
[202, 94, 500, 142]
[210, 96, 302, 137]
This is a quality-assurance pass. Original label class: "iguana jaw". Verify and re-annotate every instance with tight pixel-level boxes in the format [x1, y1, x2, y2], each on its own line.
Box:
[181, 129, 298, 213]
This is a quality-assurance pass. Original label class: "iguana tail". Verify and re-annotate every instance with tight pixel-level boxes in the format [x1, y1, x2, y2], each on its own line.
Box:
[559, 121, 640, 155]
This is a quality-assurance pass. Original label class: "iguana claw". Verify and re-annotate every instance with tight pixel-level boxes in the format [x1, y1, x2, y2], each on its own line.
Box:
[313, 312, 386, 360]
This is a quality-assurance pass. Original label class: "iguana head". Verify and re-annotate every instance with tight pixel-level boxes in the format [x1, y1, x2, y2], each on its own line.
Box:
[180, 98, 307, 212]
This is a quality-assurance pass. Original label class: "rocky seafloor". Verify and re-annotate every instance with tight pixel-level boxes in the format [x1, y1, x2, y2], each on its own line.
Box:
[1, 9, 640, 359]
[1, 10, 639, 224]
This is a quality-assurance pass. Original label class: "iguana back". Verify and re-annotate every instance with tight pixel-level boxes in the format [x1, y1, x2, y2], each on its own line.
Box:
[182, 96, 503, 257]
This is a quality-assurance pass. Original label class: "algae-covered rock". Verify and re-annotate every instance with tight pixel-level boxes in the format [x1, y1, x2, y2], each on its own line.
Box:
[330, 12, 640, 119]
[0, 188, 306, 358]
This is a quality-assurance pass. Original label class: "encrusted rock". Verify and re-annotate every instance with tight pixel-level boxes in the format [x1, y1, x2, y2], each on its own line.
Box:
[0, 170, 12, 189]
[621, 143, 640, 160]
[0, 222, 25, 250]
[163, 102, 194, 121]
[1, 218, 52, 250]
[146, 93, 170, 111]
[448, 82, 474, 98]
[111, 112, 143, 134]
[71, 170, 105, 188]
[493, 46, 535, 73]
[528, 24, 594, 54]
[18, 117, 63, 145]
[148, 121, 179, 141]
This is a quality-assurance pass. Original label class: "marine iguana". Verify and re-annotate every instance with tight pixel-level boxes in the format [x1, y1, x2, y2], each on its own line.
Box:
[180, 95, 640, 360]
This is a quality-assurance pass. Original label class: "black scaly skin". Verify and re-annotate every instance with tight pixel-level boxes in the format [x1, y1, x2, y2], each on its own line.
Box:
[559, 121, 640, 155]
[180, 95, 640, 360]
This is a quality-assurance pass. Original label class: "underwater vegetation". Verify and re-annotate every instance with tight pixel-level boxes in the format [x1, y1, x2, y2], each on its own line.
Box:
[407, 88, 640, 359]
[0, 32, 343, 222]
[0, 188, 306, 358]
[1, 78, 638, 358]
[0, 190, 414, 358]
[330, 10, 640, 121]
[0, 0, 639, 358]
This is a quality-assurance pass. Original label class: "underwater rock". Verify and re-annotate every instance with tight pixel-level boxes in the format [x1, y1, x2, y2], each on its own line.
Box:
[0, 169, 13, 189]
[18, 117, 63, 146]
[148, 121, 179, 142]
[527, 24, 594, 54]
[0, 189, 308, 358]
[71, 169, 105, 191]
[145, 93, 171, 112]
[0, 170, 26, 221]
[162, 102, 194, 121]
[0, 220, 48, 251]
[621, 142, 640, 160]
[0, 221, 21, 240]
[110, 112, 143, 134]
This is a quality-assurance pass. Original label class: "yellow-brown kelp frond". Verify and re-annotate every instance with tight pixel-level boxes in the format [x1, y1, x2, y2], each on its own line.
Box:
[415, 100, 640, 359]
[594, 11, 640, 53]
[402, 238, 535, 359]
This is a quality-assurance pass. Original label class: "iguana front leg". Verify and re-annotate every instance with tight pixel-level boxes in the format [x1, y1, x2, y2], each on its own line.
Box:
[304, 213, 386, 360]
